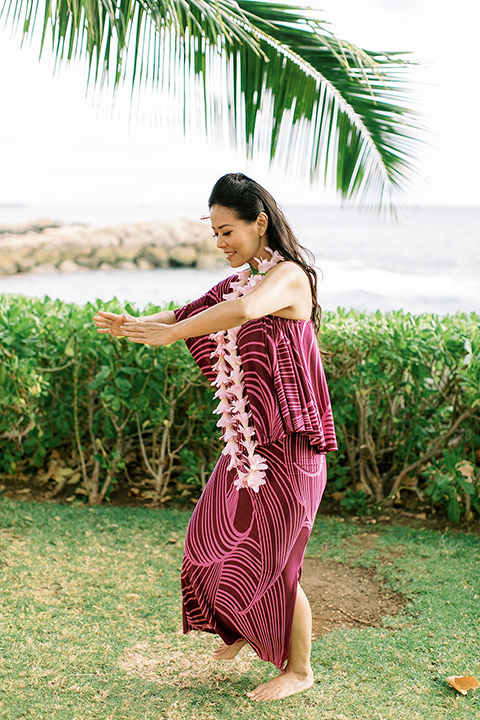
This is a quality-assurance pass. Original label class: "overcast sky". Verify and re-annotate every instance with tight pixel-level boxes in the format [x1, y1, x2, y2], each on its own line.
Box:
[0, 0, 478, 207]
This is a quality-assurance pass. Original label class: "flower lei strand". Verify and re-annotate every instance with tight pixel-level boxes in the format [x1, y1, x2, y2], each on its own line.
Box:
[209, 247, 284, 493]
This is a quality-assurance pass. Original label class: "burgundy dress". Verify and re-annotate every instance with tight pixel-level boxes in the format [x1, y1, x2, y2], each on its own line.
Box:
[174, 276, 337, 672]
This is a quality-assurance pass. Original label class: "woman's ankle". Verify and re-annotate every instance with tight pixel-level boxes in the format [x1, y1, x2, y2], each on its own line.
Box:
[284, 662, 313, 679]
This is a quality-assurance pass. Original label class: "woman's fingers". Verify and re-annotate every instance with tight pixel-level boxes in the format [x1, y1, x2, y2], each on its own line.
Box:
[93, 311, 127, 324]
[92, 317, 160, 344]
[93, 315, 115, 326]
[96, 310, 119, 319]
[92, 311, 136, 339]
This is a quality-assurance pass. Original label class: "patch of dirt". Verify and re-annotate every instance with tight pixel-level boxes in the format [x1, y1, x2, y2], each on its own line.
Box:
[119, 637, 259, 688]
[301, 556, 406, 640]
[344, 530, 405, 560]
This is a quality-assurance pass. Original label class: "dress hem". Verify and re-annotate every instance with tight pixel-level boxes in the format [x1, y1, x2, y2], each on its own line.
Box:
[183, 624, 287, 673]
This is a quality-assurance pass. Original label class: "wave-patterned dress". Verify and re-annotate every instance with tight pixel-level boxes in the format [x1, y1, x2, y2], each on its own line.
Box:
[174, 276, 337, 672]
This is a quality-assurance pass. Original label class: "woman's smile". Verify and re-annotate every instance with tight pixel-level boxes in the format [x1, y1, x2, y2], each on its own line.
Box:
[210, 204, 269, 269]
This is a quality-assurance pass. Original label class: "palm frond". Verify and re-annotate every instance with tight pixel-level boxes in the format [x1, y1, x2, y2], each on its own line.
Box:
[235, 1, 422, 206]
[0, 0, 424, 207]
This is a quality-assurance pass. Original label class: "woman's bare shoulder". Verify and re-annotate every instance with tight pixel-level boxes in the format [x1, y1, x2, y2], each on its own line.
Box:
[269, 259, 308, 277]
[270, 260, 311, 288]
[265, 261, 312, 320]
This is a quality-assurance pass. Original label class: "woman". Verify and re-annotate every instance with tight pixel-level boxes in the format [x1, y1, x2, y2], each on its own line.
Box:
[93, 173, 337, 702]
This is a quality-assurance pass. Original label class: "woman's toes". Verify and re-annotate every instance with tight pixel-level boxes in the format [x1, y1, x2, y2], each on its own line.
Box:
[246, 683, 266, 700]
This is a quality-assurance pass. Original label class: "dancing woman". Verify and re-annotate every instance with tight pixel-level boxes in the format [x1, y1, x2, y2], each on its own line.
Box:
[93, 173, 337, 701]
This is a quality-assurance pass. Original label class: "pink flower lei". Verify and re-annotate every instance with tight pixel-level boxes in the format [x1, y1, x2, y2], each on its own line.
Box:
[209, 247, 284, 492]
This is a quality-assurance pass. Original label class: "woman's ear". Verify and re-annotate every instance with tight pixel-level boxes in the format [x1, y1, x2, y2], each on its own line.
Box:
[257, 211, 269, 237]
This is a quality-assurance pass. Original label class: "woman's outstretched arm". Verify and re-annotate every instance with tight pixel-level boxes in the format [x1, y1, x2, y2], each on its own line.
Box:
[141, 310, 177, 323]
[121, 262, 311, 346]
[92, 309, 177, 336]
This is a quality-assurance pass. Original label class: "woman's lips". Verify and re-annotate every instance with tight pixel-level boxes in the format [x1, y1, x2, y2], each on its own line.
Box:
[224, 252, 236, 260]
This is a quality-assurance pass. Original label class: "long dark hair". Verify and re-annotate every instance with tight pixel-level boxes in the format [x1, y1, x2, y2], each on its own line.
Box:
[208, 173, 321, 330]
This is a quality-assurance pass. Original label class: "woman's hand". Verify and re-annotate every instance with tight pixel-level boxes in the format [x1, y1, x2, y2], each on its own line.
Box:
[121, 321, 175, 346]
[92, 311, 135, 336]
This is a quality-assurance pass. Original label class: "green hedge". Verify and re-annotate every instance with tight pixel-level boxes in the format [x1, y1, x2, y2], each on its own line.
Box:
[1, 295, 479, 521]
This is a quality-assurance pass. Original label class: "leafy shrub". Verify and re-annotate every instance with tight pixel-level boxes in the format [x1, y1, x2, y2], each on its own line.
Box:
[321, 310, 480, 517]
[423, 450, 479, 522]
[0, 295, 478, 519]
[0, 295, 220, 505]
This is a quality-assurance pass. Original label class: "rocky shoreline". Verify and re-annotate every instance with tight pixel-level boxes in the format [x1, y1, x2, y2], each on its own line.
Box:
[0, 218, 223, 276]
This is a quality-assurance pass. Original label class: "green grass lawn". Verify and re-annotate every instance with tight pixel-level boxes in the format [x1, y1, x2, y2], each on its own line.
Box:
[0, 496, 479, 720]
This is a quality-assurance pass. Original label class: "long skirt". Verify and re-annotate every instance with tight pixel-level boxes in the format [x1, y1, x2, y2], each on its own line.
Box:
[181, 432, 327, 673]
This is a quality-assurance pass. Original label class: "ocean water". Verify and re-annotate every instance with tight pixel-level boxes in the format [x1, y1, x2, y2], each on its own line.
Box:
[1, 204, 478, 314]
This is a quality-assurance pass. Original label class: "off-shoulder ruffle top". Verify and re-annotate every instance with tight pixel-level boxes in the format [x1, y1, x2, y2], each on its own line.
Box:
[173, 276, 337, 453]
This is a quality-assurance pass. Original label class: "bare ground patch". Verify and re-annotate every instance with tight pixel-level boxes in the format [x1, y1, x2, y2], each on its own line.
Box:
[118, 636, 260, 688]
[302, 557, 406, 640]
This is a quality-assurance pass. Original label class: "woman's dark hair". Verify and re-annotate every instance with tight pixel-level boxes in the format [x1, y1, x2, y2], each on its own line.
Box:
[208, 172, 321, 330]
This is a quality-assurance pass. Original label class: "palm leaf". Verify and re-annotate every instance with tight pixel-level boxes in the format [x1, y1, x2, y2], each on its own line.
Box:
[0, 0, 423, 207]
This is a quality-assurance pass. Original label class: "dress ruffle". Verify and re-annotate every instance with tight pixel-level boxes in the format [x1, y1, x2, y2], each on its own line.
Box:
[174, 275, 337, 455]
[238, 315, 336, 451]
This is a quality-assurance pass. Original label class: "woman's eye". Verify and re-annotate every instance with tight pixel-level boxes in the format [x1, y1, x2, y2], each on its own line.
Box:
[223, 231, 232, 237]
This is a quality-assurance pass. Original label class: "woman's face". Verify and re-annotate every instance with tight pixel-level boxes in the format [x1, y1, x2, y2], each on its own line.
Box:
[210, 205, 269, 269]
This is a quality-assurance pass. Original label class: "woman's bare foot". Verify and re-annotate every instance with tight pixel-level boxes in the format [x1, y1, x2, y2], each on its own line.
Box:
[246, 668, 314, 701]
[211, 639, 247, 660]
